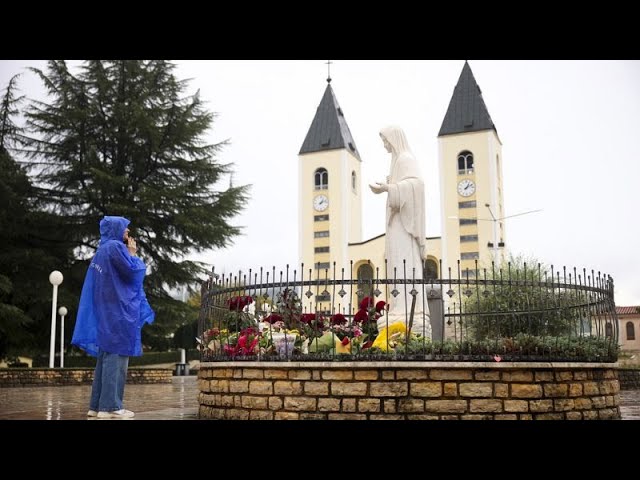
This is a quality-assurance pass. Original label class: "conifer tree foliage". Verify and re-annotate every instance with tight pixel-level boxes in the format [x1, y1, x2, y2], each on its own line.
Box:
[0, 75, 73, 359]
[22, 61, 249, 348]
[0, 75, 31, 359]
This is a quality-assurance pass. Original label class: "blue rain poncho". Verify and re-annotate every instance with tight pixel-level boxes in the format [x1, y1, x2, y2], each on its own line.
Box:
[71, 216, 155, 357]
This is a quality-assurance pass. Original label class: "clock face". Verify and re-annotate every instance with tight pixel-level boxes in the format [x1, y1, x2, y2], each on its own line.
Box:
[313, 194, 329, 212]
[457, 179, 476, 197]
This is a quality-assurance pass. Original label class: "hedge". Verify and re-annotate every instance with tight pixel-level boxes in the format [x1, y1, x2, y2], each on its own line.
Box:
[32, 349, 200, 368]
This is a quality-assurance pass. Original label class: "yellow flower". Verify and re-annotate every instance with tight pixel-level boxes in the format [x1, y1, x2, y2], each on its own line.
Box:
[335, 337, 351, 354]
[372, 323, 408, 351]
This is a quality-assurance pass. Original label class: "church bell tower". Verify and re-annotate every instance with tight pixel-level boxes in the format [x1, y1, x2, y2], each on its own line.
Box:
[438, 61, 505, 278]
[298, 76, 362, 303]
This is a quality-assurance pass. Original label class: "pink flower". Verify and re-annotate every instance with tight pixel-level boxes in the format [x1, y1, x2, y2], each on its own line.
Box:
[493, 354, 502, 362]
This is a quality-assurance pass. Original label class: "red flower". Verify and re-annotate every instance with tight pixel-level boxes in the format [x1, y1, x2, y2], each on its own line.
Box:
[227, 295, 253, 311]
[241, 327, 257, 336]
[330, 313, 347, 325]
[300, 313, 316, 324]
[362, 341, 373, 349]
[375, 301, 387, 313]
[224, 332, 260, 357]
[353, 309, 369, 324]
[341, 337, 350, 346]
[263, 313, 283, 324]
[359, 296, 375, 311]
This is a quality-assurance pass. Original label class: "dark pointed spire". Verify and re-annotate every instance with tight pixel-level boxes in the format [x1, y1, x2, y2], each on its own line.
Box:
[438, 61, 497, 137]
[299, 83, 361, 160]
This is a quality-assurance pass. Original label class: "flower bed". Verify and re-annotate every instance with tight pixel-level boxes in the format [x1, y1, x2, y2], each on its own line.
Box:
[198, 291, 617, 362]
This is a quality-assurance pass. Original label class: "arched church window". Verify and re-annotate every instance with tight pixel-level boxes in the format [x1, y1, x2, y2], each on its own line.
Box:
[315, 168, 328, 190]
[357, 263, 374, 299]
[424, 259, 438, 281]
[627, 321, 636, 340]
[457, 151, 474, 174]
[352, 171, 357, 192]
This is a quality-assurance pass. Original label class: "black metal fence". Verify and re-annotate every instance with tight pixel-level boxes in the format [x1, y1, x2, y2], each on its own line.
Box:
[198, 260, 619, 362]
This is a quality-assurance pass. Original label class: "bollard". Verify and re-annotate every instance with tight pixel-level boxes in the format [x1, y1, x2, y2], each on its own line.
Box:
[175, 349, 188, 376]
[175, 363, 189, 376]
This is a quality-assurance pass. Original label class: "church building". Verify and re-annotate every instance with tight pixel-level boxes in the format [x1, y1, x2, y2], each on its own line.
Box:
[297, 62, 506, 311]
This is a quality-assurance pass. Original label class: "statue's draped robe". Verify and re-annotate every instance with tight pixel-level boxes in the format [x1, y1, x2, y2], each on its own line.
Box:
[379, 126, 431, 336]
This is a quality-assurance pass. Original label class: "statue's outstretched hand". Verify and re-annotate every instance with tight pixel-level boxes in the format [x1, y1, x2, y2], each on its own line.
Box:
[369, 182, 388, 194]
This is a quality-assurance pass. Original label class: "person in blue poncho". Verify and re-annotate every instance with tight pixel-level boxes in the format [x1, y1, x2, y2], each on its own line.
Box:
[72, 216, 155, 419]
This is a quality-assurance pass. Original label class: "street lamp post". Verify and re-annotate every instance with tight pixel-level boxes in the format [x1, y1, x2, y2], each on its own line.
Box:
[48, 271, 63, 369]
[58, 306, 68, 368]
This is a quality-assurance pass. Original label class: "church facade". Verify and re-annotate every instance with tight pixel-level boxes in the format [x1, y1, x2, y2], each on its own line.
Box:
[298, 62, 506, 311]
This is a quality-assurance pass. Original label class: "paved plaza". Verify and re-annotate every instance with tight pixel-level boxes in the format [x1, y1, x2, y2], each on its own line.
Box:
[0, 376, 198, 420]
[0, 376, 638, 420]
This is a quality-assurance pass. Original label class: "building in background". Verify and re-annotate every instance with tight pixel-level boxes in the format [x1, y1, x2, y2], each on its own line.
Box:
[298, 61, 504, 312]
[617, 306, 640, 351]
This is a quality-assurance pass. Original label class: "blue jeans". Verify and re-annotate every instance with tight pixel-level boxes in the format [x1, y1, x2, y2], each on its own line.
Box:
[89, 350, 130, 412]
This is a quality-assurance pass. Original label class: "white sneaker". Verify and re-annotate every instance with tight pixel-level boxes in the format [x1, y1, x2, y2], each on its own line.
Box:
[96, 409, 135, 419]
[87, 410, 98, 417]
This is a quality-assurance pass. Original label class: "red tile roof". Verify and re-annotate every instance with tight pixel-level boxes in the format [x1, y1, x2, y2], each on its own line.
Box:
[616, 306, 640, 315]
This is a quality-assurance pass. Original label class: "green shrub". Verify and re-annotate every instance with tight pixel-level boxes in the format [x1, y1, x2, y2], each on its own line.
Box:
[463, 255, 583, 341]
[32, 349, 200, 368]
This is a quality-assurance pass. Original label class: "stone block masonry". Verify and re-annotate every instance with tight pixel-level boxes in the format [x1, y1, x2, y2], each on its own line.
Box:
[198, 362, 620, 420]
[0, 368, 173, 387]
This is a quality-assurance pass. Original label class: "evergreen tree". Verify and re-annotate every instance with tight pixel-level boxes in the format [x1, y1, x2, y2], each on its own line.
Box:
[22, 61, 249, 350]
[0, 75, 73, 360]
[0, 75, 31, 359]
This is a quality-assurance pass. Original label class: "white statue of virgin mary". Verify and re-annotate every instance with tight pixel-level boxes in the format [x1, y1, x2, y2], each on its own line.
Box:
[369, 126, 431, 337]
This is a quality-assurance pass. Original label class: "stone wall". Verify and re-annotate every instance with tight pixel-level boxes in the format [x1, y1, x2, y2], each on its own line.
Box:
[0, 368, 173, 387]
[198, 362, 620, 420]
[618, 369, 640, 390]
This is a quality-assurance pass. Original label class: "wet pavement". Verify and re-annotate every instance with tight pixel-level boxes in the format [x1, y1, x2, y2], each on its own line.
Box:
[0, 376, 198, 420]
[620, 390, 640, 420]
[0, 376, 639, 419]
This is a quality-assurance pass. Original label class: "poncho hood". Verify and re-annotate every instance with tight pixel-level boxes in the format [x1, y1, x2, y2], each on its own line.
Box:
[99, 216, 130, 245]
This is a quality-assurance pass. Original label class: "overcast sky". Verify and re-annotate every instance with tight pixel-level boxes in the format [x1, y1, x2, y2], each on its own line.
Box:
[1, 60, 639, 306]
